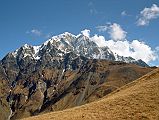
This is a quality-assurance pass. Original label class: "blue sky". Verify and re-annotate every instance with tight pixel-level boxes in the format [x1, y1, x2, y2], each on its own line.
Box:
[0, 0, 159, 65]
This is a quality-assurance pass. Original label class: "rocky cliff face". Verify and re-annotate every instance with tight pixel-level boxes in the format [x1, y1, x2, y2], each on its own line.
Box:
[0, 32, 152, 120]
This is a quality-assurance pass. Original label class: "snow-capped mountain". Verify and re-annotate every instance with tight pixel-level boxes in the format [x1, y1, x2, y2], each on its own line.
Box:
[8, 32, 148, 67]
[0, 32, 151, 120]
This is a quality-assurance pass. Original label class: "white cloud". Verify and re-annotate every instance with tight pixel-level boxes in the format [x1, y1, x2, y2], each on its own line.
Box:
[105, 40, 131, 57]
[155, 46, 159, 51]
[26, 29, 52, 39]
[96, 23, 127, 41]
[30, 29, 42, 36]
[81, 29, 90, 37]
[108, 23, 127, 41]
[88, 1, 99, 15]
[137, 4, 159, 26]
[90, 9, 98, 15]
[91, 34, 106, 47]
[96, 25, 108, 32]
[155, 46, 159, 59]
[98, 37, 157, 63]
[130, 40, 156, 62]
[121, 11, 127, 16]
[121, 11, 131, 17]
[26, 29, 42, 37]
[111, 39, 156, 63]
[92, 23, 157, 63]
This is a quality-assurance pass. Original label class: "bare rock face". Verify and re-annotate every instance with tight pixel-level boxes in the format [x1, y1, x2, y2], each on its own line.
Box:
[0, 32, 152, 120]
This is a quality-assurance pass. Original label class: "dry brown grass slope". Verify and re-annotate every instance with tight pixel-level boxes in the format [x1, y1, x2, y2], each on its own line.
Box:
[23, 68, 159, 120]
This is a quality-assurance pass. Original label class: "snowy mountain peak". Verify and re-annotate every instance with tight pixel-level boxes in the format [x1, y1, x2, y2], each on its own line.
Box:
[23, 44, 30, 48]
[42, 32, 75, 47]
[10, 44, 41, 60]
[6, 32, 148, 67]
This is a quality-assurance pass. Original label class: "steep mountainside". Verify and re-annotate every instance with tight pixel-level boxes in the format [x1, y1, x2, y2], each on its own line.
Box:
[0, 58, 153, 120]
[23, 68, 159, 120]
[0, 32, 153, 120]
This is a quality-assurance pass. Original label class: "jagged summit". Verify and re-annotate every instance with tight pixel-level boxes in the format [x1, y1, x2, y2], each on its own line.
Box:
[10, 44, 41, 60]
[5, 32, 148, 67]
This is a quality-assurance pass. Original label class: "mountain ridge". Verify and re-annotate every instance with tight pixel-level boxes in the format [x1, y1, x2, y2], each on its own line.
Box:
[5, 32, 148, 67]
